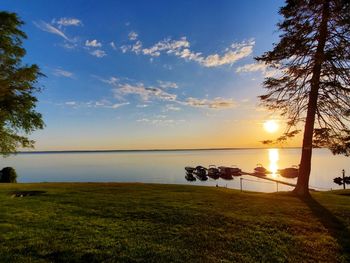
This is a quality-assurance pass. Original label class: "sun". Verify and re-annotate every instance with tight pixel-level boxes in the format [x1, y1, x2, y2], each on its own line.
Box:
[264, 120, 279, 133]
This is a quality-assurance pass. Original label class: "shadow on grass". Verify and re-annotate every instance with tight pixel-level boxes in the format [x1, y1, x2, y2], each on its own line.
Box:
[301, 195, 350, 259]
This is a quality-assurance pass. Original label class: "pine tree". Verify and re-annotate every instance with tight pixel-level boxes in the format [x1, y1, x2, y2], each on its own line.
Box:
[256, 0, 350, 196]
[0, 11, 44, 155]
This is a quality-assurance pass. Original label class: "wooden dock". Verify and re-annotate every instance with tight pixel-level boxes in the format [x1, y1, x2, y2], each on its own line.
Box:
[240, 171, 297, 187]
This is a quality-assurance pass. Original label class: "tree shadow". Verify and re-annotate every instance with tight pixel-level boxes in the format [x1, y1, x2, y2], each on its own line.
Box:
[300, 195, 350, 259]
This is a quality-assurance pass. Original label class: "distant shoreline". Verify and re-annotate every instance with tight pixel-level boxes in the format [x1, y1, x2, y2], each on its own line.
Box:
[13, 147, 304, 155]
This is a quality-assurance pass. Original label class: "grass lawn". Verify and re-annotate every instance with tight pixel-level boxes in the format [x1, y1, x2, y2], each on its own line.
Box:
[0, 183, 349, 262]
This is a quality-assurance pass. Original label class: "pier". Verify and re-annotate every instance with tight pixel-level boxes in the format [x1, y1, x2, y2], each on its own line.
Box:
[240, 171, 297, 187]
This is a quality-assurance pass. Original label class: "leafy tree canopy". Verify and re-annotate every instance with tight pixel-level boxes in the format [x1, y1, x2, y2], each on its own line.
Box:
[0, 11, 44, 155]
[257, 0, 350, 156]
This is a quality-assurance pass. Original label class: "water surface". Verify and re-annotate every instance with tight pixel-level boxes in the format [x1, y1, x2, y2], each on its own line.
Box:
[1, 148, 348, 192]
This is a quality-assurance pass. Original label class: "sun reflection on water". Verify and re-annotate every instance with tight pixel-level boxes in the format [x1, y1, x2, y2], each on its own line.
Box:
[268, 148, 279, 178]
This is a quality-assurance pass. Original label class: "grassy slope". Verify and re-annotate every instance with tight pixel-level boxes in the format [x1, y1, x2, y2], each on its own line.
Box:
[0, 183, 349, 263]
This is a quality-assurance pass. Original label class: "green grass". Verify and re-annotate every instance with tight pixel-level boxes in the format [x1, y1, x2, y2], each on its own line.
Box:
[0, 183, 349, 262]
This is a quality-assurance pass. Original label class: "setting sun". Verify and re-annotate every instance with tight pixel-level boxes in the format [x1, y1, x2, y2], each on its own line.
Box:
[264, 120, 279, 133]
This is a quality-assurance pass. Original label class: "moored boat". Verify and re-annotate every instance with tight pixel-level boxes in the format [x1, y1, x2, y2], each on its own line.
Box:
[218, 166, 234, 180]
[194, 166, 208, 181]
[230, 165, 242, 176]
[185, 166, 196, 173]
[208, 165, 220, 179]
[278, 166, 299, 178]
[185, 172, 196, 181]
[254, 164, 269, 175]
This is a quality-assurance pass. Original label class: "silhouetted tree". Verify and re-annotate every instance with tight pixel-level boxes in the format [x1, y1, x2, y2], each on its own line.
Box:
[256, 0, 350, 196]
[0, 11, 44, 155]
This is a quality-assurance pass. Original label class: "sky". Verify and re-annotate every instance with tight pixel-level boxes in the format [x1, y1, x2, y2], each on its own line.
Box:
[1, 0, 300, 150]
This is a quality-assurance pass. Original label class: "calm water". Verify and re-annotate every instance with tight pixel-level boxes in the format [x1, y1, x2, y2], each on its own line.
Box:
[1, 148, 349, 192]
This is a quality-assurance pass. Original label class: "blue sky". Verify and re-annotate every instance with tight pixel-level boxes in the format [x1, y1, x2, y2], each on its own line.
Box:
[1, 0, 291, 150]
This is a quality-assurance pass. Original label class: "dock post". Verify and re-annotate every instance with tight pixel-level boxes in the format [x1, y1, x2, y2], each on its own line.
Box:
[240, 178, 243, 192]
[276, 182, 279, 192]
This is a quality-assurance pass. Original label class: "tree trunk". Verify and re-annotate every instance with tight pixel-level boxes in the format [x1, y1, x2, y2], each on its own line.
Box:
[293, 1, 329, 197]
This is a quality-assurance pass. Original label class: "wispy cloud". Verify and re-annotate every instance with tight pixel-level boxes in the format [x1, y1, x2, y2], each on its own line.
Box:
[64, 100, 129, 109]
[120, 45, 129, 53]
[99, 77, 236, 110]
[61, 42, 78, 49]
[165, 104, 181, 111]
[54, 17, 82, 27]
[128, 31, 138, 41]
[65, 101, 77, 106]
[100, 76, 119, 85]
[137, 117, 185, 126]
[53, 68, 74, 78]
[85, 39, 102, 47]
[136, 104, 149, 108]
[131, 41, 142, 54]
[142, 37, 190, 57]
[185, 97, 236, 109]
[157, 80, 178, 89]
[122, 36, 254, 68]
[200, 41, 254, 67]
[90, 49, 107, 58]
[236, 62, 278, 77]
[110, 41, 117, 50]
[114, 83, 177, 102]
[34, 21, 70, 41]
[109, 102, 130, 108]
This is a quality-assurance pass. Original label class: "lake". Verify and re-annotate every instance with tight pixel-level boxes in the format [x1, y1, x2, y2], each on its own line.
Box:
[0, 148, 348, 192]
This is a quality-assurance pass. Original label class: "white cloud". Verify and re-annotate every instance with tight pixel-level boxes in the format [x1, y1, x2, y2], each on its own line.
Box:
[165, 104, 181, 111]
[100, 77, 236, 111]
[110, 102, 130, 109]
[142, 37, 190, 57]
[120, 45, 130, 53]
[199, 40, 255, 67]
[53, 68, 74, 78]
[236, 62, 268, 73]
[185, 97, 236, 109]
[64, 100, 129, 109]
[85, 39, 102, 47]
[157, 80, 178, 89]
[136, 104, 149, 108]
[137, 118, 185, 126]
[114, 83, 177, 102]
[90, 49, 107, 58]
[61, 42, 77, 49]
[55, 17, 82, 27]
[131, 41, 143, 54]
[124, 36, 254, 67]
[100, 76, 119, 85]
[236, 62, 278, 77]
[128, 31, 138, 41]
[175, 48, 203, 62]
[163, 64, 173, 70]
[110, 41, 117, 50]
[34, 21, 70, 41]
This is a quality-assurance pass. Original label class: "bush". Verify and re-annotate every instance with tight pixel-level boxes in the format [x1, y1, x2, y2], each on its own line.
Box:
[0, 167, 17, 183]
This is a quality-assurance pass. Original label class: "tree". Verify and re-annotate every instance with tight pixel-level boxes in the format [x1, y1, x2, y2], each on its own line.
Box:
[256, 0, 350, 196]
[0, 11, 44, 155]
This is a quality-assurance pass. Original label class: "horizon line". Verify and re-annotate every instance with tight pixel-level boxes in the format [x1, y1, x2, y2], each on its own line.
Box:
[13, 146, 304, 154]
